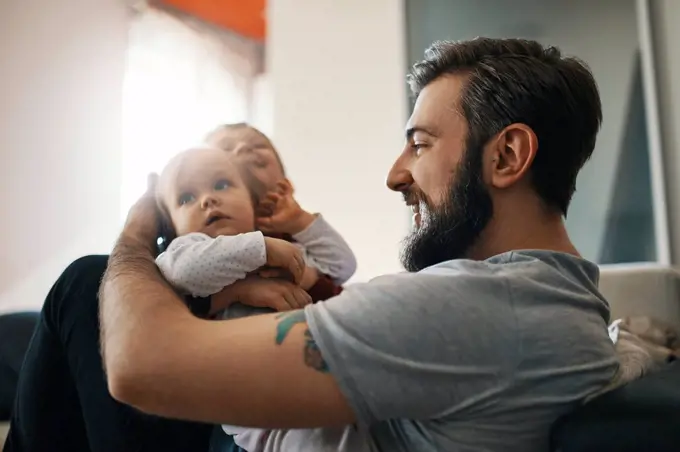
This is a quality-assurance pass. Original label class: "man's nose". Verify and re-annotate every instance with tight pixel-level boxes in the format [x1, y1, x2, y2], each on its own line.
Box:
[386, 158, 414, 193]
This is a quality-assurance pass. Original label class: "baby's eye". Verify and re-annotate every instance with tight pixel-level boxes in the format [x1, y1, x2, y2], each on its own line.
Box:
[214, 179, 231, 191]
[247, 154, 267, 168]
[178, 192, 195, 206]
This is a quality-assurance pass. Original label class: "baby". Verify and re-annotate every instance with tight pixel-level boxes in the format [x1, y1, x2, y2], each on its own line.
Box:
[154, 146, 370, 451]
[204, 122, 357, 300]
[155, 146, 311, 316]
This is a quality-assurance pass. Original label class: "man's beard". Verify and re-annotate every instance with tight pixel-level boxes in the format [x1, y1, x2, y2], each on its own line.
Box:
[400, 146, 494, 272]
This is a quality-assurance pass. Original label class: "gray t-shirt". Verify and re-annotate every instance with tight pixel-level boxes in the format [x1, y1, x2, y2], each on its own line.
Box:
[305, 250, 618, 452]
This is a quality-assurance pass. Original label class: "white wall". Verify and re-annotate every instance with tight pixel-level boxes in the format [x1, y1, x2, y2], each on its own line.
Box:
[266, 0, 410, 281]
[2, 0, 677, 313]
[0, 0, 128, 312]
[651, 0, 680, 265]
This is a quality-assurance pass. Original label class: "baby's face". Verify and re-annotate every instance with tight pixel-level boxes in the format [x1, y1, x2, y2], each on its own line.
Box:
[160, 148, 255, 238]
[208, 128, 285, 191]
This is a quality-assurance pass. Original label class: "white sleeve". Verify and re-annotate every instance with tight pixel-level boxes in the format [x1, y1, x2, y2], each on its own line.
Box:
[155, 232, 267, 297]
[292, 214, 357, 284]
[223, 425, 373, 452]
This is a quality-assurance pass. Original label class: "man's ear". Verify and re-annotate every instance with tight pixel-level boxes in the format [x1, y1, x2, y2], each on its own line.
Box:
[489, 123, 537, 189]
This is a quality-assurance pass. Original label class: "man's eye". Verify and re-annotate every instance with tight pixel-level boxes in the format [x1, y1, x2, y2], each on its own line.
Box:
[178, 193, 195, 205]
[412, 143, 426, 156]
[214, 179, 231, 190]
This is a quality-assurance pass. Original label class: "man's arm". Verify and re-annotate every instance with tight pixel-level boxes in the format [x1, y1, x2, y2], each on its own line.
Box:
[100, 235, 354, 428]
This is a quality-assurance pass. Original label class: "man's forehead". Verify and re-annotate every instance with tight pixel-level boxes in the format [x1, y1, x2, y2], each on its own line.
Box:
[407, 75, 465, 132]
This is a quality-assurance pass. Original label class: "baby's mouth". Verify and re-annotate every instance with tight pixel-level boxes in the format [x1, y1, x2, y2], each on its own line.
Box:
[206, 213, 231, 226]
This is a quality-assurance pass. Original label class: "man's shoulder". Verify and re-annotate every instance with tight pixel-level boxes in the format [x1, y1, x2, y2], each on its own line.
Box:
[363, 249, 594, 292]
[321, 249, 606, 332]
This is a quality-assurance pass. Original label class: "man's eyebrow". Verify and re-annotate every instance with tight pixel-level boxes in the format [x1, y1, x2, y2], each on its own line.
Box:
[405, 126, 439, 140]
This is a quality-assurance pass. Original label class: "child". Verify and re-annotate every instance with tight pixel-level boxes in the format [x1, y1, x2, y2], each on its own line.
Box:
[204, 123, 357, 296]
[154, 146, 370, 451]
[155, 146, 313, 316]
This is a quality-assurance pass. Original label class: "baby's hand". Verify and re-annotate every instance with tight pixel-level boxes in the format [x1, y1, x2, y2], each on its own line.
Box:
[264, 237, 306, 284]
[229, 277, 312, 311]
[257, 179, 315, 235]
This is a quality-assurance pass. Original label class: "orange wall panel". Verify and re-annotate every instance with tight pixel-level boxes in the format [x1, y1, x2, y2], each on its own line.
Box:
[159, 0, 266, 41]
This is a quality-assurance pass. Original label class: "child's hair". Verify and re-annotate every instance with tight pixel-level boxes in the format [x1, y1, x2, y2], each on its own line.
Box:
[204, 123, 286, 176]
[155, 146, 267, 250]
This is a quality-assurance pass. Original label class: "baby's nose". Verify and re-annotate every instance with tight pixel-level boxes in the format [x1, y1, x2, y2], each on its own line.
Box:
[201, 195, 219, 208]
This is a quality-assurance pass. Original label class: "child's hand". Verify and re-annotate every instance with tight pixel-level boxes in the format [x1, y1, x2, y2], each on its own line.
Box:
[257, 179, 315, 235]
[222, 277, 312, 311]
[264, 237, 306, 284]
[257, 266, 320, 291]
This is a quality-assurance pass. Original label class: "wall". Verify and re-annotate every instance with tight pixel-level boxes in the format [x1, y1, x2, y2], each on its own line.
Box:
[651, 0, 680, 265]
[1, 0, 677, 312]
[0, 0, 128, 312]
[266, 0, 410, 281]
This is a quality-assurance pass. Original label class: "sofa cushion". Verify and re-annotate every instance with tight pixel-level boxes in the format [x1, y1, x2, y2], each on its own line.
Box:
[550, 360, 680, 452]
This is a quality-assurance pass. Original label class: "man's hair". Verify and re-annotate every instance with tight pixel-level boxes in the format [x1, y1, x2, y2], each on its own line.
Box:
[205, 123, 286, 176]
[408, 38, 602, 215]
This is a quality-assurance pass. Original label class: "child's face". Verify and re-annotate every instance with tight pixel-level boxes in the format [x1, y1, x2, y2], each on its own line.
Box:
[160, 148, 255, 238]
[207, 127, 285, 191]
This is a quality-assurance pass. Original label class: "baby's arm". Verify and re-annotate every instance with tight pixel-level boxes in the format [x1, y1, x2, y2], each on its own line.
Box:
[293, 214, 357, 285]
[155, 232, 266, 298]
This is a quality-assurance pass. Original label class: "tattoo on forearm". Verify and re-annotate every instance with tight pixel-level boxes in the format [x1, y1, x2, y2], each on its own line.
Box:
[303, 328, 329, 373]
[274, 311, 329, 373]
[275, 311, 306, 344]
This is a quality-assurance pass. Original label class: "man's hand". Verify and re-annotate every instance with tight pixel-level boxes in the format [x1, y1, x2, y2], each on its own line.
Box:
[121, 173, 161, 252]
[211, 277, 312, 313]
[257, 179, 316, 235]
[264, 237, 306, 284]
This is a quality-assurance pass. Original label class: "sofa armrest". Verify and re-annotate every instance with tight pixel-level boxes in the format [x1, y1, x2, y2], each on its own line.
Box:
[599, 264, 680, 324]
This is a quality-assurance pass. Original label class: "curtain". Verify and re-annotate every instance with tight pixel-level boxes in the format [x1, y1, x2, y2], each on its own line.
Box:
[120, 5, 263, 217]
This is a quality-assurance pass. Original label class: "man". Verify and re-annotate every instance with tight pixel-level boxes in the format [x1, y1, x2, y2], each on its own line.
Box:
[100, 38, 618, 451]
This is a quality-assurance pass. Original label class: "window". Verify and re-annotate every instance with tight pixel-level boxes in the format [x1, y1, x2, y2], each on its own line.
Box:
[120, 6, 263, 218]
[404, 0, 669, 264]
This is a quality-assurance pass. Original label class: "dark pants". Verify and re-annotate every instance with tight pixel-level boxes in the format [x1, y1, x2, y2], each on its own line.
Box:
[3, 255, 235, 452]
[0, 311, 39, 420]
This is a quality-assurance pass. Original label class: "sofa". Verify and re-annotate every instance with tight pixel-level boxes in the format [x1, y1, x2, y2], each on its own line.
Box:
[2, 264, 680, 448]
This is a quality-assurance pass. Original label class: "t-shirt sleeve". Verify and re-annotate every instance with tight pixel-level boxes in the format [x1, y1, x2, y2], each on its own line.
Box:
[304, 270, 517, 426]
